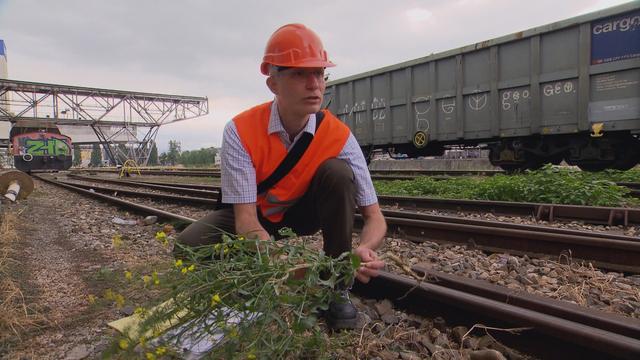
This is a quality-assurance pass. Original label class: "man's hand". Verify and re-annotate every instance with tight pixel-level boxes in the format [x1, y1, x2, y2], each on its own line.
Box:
[353, 246, 385, 284]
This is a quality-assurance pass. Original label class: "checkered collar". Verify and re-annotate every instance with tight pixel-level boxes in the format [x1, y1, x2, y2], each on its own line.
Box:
[267, 99, 317, 136]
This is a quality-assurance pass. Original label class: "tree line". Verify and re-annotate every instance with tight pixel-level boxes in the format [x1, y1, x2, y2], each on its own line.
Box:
[79, 140, 218, 167]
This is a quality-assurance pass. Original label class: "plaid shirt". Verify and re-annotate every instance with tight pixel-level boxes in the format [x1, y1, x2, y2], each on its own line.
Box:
[221, 100, 377, 206]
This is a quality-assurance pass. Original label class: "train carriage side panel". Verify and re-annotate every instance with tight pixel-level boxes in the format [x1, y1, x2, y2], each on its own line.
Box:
[588, 9, 640, 133]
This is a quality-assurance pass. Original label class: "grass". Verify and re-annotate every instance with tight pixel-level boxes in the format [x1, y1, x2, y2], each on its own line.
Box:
[374, 165, 640, 207]
[0, 212, 47, 353]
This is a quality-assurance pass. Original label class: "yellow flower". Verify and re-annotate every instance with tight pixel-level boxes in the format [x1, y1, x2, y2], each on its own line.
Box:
[247, 353, 256, 360]
[124, 271, 133, 281]
[181, 267, 188, 274]
[112, 234, 123, 249]
[229, 327, 238, 338]
[135, 307, 146, 316]
[139, 336, 147, 347]
[238, 236, 245, 241]
[211, 293, 221, 307]
[155, 231, 167, 241]
[152, 271, 160, 285]
[145, 352, 156, 360]
[188, 264, 195, 272]
[142, 275, 151, 285]
[115, 294, 125, 308]
[174, 259, 183, 268]
[214, 243, 221, 251]
[155, 346, 167, 355]
[87, 294, 96, 304]
[119, 339, 129, 350]
[104, 289, 115, 301]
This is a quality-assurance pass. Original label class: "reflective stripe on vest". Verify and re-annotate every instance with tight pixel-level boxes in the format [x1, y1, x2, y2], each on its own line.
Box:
[233, 101, 350, 222]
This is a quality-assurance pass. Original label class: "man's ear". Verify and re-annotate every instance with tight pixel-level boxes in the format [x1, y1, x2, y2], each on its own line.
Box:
[266, 76, 278, 95]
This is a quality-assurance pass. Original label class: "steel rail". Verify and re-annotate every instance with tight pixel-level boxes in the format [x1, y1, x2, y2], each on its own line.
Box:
[357, 212, 640, 273]
[410, 266, 640, 339]
[355, 271, 640, 360]
[72, 169, 220, 177]
[58, 180, 218, 206]
[377, 195, 640, 226]
[67, 174, 219, 198]
[34, 175, 196, 223]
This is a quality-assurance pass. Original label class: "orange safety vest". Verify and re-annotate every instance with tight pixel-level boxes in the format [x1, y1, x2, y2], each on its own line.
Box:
[234, 101, 350, 222]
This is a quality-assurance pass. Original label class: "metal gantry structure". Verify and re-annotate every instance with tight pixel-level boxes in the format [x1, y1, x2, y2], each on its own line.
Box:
[0, 78, 209, 165]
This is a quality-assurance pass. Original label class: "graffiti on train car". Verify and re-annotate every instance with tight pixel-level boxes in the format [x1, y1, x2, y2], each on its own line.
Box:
[12, 133, 71, 156]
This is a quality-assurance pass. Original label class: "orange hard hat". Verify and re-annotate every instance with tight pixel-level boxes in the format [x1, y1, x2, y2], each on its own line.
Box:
[260, 23, 335, 75]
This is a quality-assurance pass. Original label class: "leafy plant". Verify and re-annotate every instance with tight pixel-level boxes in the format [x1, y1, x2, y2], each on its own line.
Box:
[115, 233, 359, 359]
[374, 165, 638, 207]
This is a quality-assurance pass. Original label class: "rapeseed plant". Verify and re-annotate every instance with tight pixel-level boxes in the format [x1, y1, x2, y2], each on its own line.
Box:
[117, 233, 359, 359]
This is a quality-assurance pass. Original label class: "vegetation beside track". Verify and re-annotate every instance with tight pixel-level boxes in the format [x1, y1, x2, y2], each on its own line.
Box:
[374, 165, 640, 207]
[0, 212, 46, 353]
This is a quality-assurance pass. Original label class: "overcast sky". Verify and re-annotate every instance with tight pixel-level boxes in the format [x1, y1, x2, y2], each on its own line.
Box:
[0, 0, 634, 152]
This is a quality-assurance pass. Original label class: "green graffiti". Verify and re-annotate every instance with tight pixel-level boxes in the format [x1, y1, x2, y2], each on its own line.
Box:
[25, 138, 71, 156]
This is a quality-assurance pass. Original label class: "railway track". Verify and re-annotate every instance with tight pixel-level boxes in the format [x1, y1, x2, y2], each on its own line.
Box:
[72, 168, 505, 178]
[66, 174, 640, 227]
[32, 174, 640, 360]
[42, 174, 640, 273]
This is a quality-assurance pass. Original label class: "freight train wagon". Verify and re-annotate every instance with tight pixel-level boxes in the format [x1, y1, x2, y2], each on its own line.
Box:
[323, 2, 640, 171]
[10, 120, 73, 172]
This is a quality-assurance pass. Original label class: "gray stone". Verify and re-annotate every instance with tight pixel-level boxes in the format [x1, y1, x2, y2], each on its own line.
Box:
[381, 313, 400, 325]
[615, 282, 633, 291]
[432, 316, 447, 331]
[434, 334, 450, 348]
[374, 299, 394, 317]
[399, 351, 421, 360]
[65, 344, 91, 360]
[614, 302, 636, 315]
[120, 305, 135, 316]
[418, 335, 437, 354]
[356, 312, 372, 328]
[379, 350, 400, 360]
[626, 275, 640, 286]
[451, 325, 469, 343]
[477, 335, 496, 349]
[142, 215, 158, 225]
[111, 216, 136, 225]
[464, 337, 480, 350]
[470, 349, 507, 360]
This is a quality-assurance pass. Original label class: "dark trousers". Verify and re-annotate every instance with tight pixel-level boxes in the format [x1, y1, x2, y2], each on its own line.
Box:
[176, 159, 356, 257]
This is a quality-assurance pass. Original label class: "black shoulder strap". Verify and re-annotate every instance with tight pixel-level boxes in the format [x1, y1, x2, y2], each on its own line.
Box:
[256, 111, 325, 195]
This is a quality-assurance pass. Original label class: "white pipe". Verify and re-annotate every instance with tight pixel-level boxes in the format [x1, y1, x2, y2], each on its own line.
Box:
[4, 180, 20, 202]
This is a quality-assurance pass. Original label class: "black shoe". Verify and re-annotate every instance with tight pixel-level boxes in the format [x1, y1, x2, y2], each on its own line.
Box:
[326, 290, 358, 330]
